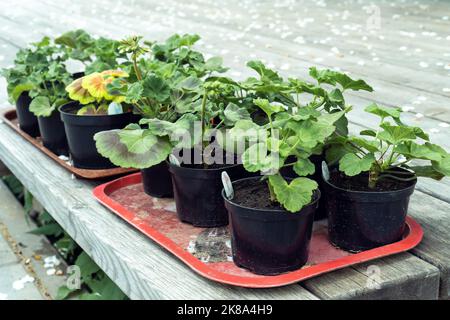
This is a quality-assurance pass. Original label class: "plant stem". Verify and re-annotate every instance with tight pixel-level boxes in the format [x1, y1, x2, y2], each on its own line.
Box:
[368, 168, 379, 189]
[200, 89, 207, 151]
[267, 180, 276, 202]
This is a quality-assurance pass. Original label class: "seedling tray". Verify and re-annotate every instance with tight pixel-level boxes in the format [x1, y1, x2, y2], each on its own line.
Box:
[93, 172, 423, 288]
[1, 109, 137, 179]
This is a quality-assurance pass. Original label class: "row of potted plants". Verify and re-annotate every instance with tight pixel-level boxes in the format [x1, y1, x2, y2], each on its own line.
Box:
[3, 30, 450, 276]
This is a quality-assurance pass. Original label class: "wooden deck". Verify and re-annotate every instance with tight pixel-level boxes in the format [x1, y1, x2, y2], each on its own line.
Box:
[0, 0, 449, 299]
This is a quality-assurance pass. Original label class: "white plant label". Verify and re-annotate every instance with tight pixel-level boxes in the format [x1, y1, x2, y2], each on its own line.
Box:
[107, 102, 123, 115]
[169, 154, 181, 166]
[321, 161, 330, 181]
[221, 171, 234, 199]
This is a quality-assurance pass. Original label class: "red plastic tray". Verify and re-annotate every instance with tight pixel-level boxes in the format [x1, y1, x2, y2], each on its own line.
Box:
[93, 172, 423, 288]
[1, 109, 137, 179]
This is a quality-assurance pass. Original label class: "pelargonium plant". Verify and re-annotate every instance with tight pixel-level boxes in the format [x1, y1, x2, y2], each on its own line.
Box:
[65, 69, 129, 115]
[326, 103, 450, 188]
[93, 34, 234, 168]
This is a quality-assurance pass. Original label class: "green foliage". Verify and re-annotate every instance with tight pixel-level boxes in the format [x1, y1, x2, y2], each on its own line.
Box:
[269, 175, 318, 212]
[328, 103, 450, 188]
[238, 98, 344, 212]
[55, 29, 125, 73]
[2, 175, 24, 199]
[95, 34, 234, 168]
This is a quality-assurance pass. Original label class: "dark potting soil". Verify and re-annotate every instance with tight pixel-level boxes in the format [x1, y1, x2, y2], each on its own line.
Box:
[232, 178, 286, 210]
[329, 170, 416, 192]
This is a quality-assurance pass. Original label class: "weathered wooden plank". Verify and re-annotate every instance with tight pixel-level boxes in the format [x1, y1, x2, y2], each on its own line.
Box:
[0, 122, 318, 300]
[30, 0, 450, 121]
[408, 192, 450, 299]
[302, 253, 439, 300]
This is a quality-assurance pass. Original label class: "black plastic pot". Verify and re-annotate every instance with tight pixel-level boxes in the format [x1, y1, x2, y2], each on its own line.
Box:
[59, 101, 137, 169]
[324, 172, 417, 252]
[15, 92, 40, 138]
[280, 154, 328, 220]
[37, 110, 68, 156]
[168, 162, 247, 227]
[223, 177, 320, 275]
[141, 161, 173, 198]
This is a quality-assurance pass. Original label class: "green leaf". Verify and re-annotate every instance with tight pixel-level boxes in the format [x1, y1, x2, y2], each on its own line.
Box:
[316, 110, 345, 126]
[204, 56, 227, 72]
[29, 96, 54, 117]
[75, 252, 101, 279]
[378, 123, 416, 144]
[142, 75, 171, 102]
[79, 293, 103, 300]
[309, 67, 373, 91]
[411, 126, 430, 141]
[11, 83, 34, 102]
[125, 82, 144, 103]
[293, 158, 315, 176]
[118, 128, 158, 154]
[286, 114, 342, 149]
[29, 223, 64, 237]
[432, 154, 450, 176]
[56, 285, 77, 300]
[365, 103, 402, 120]
[349, 137, 380, 153]
[291, 107, 321, 121]
[223, 103, 251, 124]
[394, 142, 444, 162]
[253, 98, 283, 118]
[328, 88, 344, 106]
[242, 143, 283, 174]
[408, 166, 444, 180]
[268, 175, 318, 212]
[94, 129, 172, 169]
[339, 153, 375, 176]
[141, 113, 200, 148]
[360, 129, 377, 137]
[176, 76, 202, 90]
[246, 60, 282, 82]
[85, 274, 127, 300]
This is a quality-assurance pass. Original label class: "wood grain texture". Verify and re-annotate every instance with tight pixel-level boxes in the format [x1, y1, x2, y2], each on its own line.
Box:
[302, 253, 439, 300]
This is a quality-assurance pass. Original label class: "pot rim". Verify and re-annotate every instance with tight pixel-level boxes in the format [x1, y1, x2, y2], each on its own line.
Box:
[323, 167, 417, 195]
[222, 176, 321, 214]
[167, 159, 242, 173]
[59, 101, 133, 119]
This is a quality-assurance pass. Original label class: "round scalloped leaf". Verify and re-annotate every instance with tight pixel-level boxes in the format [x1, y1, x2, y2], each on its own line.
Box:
[293, 158, 315, 176]
[268, 175, 318, 213]
[94, 129, 172, 169]
[29, 96, 53, 117]
[339, 153, 375, 176]
[66, 78, 96, 104]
